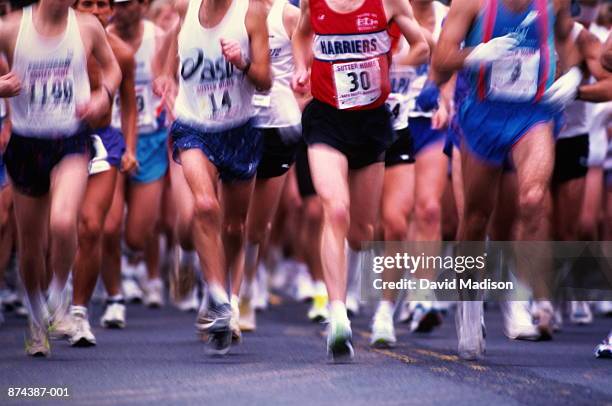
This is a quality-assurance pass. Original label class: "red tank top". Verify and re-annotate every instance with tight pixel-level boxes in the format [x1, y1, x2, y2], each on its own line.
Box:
[310, 0, 392, 110]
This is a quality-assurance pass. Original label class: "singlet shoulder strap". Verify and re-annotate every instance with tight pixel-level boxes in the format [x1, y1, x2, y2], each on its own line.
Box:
[270, 0, 288, 37]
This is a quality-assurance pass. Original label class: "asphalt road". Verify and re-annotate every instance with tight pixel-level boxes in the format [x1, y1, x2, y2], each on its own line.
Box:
[0, 298, 611, 406]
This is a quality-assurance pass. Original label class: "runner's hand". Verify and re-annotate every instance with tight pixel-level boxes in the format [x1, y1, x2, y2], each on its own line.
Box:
[0, 72, 21, 97]
[154, 75, 177, 121]
[431, 103, 450, 130]
[76, 88, 112, 125]
[291, 68, 310, 95]
[0, 117, 11, 153]
[120, 148, 138, 174]
[541, 66, 582, 110]
[220, 38, 247, 70]
[415, 80, 440, 112]
[464, 34, 519, 68]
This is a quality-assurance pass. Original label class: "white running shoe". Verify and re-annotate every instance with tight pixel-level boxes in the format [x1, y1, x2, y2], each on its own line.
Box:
[346, 294, 360, 318]
[456, 301, 485, 360]
[176, 287, 199, 312]
[594, 332, 612, 359]
[69, 308, 96, 347]
[293, 264, 314, 302]
[230, 295, 241, 343]
[501, 301, 540, 341]
[48, 312, 75, 340]
[398, 299, 412, 324]
[100, 302, 126, 329]
[308, 288, 329, 323]
[25, 321, 50, 357]
[327, 317, 354, 362]
[238, 296, 256, 332]
[533, 300, 554, 341]
[409, 301, 442, 334]
[253, 263, 269, 311]
[144, 278, 164, 308]
[595, 301, 612, 317]
[370, 304, 396, 348]
[122, 278, 144, 303]
[570, 301, 593, 325]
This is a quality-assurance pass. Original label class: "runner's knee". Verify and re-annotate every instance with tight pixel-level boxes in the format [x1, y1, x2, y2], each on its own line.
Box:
[193, 194, 221, 225]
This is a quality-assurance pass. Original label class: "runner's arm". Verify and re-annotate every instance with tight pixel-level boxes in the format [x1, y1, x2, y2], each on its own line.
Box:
[292, 0, 313, 77]
[114, 42, 138, 160]
[88, 17, 122, 100]
[245, 0, 272, 90]
[576, 30, 612, 102]
[553, 0, 577, 72]
[602, 33, 612, 72]
[285, 2, 312, 108]
[431, 0, 479, 85]
[387, 0, 429, 66]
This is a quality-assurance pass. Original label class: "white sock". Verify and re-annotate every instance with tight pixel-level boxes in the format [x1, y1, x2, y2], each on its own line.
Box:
[47, 276, 68, 318]
[377, 300, 394, 315]
[24, 290, 49, 329]
[314, 280, 327, 297]
[346, 245, 362, 297]
[209, 283, 229, 305]
[70, 305, 88, 317]
[330, 300, 349, 325]
[243, 242, 260, 299]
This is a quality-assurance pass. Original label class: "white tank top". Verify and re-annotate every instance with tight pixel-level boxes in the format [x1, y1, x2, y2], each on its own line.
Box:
[112, 21, 163, 134]
[10, 6, 90, 138]
[408, 1, 447, 118]
[559, 23, 589, 139]
[174, 0, 254, 131]
[0, 54, 5, 120]
[253, 0, 300, 129]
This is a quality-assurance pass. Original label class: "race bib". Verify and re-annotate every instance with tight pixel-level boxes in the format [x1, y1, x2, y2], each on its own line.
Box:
[489, 48, 540, 101]
[197, 85, 236, 121]
[333, 58, 382, 110]
[135, 84, 155, 128]
[386, 93, 409, 129]
[252, 92, 271, 108]
[25, 63, 75, 121]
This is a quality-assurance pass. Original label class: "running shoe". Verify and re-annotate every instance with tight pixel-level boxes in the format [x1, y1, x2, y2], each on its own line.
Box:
[100, 301, 126, 329]
[327, 318, 354, 362]
[533, 300, 554, 340]
[501, 301, 540, 341]
[346, 294, 360, 318]
[569, 301, 593, 325]
[0, 288, 19, 311]
[122, 277, 144, 303]
[552, 307, 563, 332]
[370, 304, 396, 348]
[230, 295, 242, 343]
[293, 264, 314, 302]
[456, 301, 485, 360]
[594, 332, 612, 359]
[238, 296, 256, 332]
[69, 308, 96, 347]
[308, 291, 329, 323]
[25, 321, 50, 357]
[49, 312, 75, 340]
[398, 299, 412, 324]
[175, 287, 199, 312]
[409, 301, 442, 333]
[253, 263, 269, 311]
[14, 301, 28, 318]
[595, 301, 612, 317]
[202, 296, 232, 355]
[144, 278, 164, 308]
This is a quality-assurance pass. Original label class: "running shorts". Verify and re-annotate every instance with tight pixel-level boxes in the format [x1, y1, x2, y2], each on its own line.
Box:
[132, 127, 169, 184]
[553, 134, 589, 183]
[171, 119, 262, 183]
[385, 128, 415, 167]
[302, 99, 394, 170]
[5, 131, 92, 197]
[257, 127, 301, 179]
[409, 117, 446, 156]
[295, 141, 316, 198]
[89, 126, 126, 175]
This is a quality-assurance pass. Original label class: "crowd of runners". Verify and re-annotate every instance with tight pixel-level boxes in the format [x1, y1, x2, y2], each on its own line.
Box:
[0, 0, 610, 362]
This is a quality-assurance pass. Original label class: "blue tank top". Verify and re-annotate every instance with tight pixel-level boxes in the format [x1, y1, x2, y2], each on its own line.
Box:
[464, 0, 556, 103]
